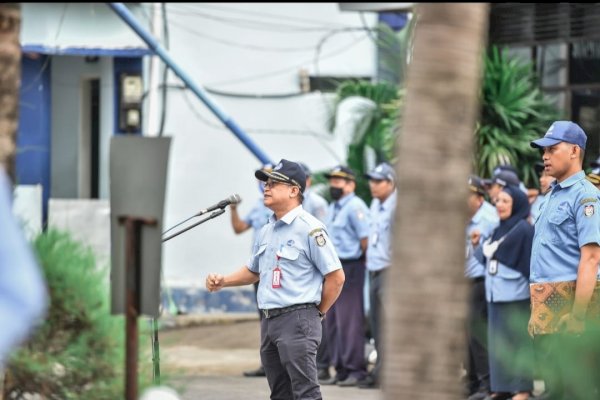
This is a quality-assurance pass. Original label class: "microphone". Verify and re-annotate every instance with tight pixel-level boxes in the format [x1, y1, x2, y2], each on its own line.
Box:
[162, 194, 242, 236]
[196, 194, 241, 216]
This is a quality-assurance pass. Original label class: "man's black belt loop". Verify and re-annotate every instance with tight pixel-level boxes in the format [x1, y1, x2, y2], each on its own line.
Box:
[261, 303, 316, 319]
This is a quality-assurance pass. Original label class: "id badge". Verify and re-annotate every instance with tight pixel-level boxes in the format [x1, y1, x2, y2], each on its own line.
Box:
[488, 260, 498, 275]
[372, 232, 379, 246]
[272, 267, 282, 288]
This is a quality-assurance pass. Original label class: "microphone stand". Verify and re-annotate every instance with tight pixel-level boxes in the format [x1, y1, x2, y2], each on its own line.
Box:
[150, 208, 226, 385]
[162, 208, 226, 242]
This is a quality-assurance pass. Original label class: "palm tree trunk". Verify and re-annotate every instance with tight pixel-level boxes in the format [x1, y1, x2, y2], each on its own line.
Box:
[0, 3, 21, 183]
[385, 4, 489, 399]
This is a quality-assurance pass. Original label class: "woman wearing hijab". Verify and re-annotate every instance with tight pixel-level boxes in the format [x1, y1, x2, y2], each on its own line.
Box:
[479, 185, 534, 400]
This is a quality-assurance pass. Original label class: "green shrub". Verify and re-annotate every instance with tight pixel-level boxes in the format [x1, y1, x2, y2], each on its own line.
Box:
[476, 46, 560, 187]
[3, 230, 154, 399]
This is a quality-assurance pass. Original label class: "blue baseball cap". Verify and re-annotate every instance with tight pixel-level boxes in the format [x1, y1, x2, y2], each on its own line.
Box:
[482, 169, 520, 187]
[255, 159, 306, 193]
[530, 121, 587, 150]
[365, 162, 396, 182]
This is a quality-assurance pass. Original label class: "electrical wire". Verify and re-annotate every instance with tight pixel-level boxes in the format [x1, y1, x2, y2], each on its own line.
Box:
[167, 19, 317, 53]
[177, 86, 341, 161]
[165, 5, 342, 32]
[196, 3, 355, 29]
[205, 31, 370, 88]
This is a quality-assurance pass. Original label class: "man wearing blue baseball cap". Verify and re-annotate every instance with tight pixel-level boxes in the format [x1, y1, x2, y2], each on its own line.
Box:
[358, 162, 397, 389]
[206, 159, 345, 400]
[529, 121, 600, 400]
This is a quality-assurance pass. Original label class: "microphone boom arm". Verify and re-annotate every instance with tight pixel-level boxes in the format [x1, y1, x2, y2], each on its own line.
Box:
[162, 208, 226, 243]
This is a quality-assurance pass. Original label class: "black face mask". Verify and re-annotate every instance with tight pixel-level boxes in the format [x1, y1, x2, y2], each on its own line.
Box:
[329, 187, 344, 201]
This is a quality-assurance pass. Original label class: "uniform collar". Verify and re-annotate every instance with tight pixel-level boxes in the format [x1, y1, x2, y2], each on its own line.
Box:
[472, 201, 496, 224]
[335, 192, 355, 208]
[379, 190, 397, 210]
[270, 205, 303, 225]
[553, 170, 585, 190]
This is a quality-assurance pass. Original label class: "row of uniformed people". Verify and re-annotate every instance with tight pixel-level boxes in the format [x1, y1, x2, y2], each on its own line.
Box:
[227, 160, 396, 391]
[466, 173, 535, 400]
[464, 123, 600, 400]
[318, 163, 397, 390]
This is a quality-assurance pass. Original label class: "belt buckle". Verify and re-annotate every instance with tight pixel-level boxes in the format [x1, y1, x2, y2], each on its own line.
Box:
[262, 309, 270, 319]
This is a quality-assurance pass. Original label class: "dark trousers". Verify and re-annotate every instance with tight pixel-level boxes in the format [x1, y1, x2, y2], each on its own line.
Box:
[325, 259, 367, 380]
[261, 307, 323, 400]
[368, 268, 386, 383]
[465, 278, 490, 394]
[534, 323, 600, 400]
[316, 319, 329, 371]
[488, 300, 533, 393]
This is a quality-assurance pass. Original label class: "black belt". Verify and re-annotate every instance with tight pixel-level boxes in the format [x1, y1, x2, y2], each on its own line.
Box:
[471, 276, 484, 283]
[339, 255, 366, 263]
[261, 303, 316, 319]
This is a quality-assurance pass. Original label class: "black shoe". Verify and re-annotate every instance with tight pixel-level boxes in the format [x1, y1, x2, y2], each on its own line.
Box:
[467, 391, 489, 400]
[320, 375, 344, 385]
[337, 376, 360, 387]
[357, 375, 379, 389]
[243, 366, 266, 377]
[317, 368, 331, 381]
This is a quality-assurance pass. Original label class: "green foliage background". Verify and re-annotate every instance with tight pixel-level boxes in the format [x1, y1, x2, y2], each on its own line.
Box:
[476, 46, 560, 187]
[4, 230, 154, 399]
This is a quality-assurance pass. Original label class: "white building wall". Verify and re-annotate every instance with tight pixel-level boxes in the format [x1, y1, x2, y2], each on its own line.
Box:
[157, 3, 377, 286]
[20, 3, 378, 289]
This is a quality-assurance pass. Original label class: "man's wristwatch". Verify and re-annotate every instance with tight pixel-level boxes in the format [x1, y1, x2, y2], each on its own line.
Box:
[318, 310, 325, 320]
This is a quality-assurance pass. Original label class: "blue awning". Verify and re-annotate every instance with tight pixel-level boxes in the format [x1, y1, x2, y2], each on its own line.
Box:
[22, 44, 152, 57]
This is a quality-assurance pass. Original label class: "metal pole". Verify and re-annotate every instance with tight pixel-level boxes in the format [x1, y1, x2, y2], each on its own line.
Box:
[107, 3, 273, 166]
[119, 216, 157, 400]
[152, 318, 161, 384]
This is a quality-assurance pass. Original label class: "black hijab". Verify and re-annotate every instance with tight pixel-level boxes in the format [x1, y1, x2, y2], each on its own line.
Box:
[489, 185, 534, 278]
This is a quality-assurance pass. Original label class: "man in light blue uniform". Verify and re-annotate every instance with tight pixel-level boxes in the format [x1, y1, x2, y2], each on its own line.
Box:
[206, 159, 345, 400]
[529, 121, 600, 400]
[585, 155, 600, 190]
[321, 165, 371, 387]
[0, 166, 47, 366]
[229, 164, 274, 377]
[356, 162, 397, 389]
[483, 168, 521, 205]
[298, 163, 328, 223]
[465, 175, 499, 400]
[297, 162, 331, 381]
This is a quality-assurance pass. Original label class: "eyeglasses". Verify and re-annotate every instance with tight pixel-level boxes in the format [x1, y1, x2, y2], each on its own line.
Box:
[264, 180, 293, 189]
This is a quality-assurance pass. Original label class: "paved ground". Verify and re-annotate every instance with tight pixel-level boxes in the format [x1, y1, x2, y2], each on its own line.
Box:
[158, 315, 382, 400]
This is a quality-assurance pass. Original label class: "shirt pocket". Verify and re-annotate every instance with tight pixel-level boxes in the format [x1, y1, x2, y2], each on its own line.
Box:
[279, 246, 300, 261]
[496, 263, 524, 280]
[548, 212, 576, 244]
